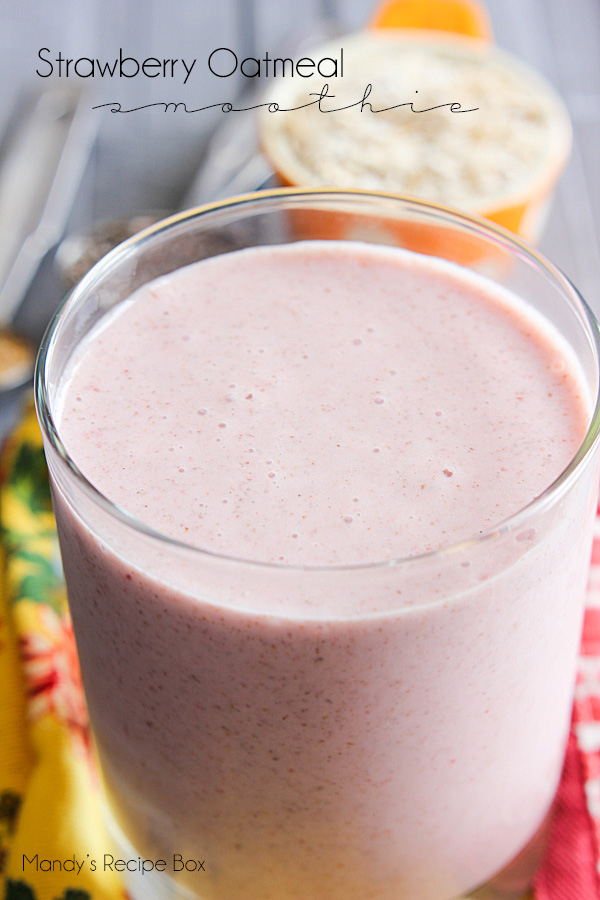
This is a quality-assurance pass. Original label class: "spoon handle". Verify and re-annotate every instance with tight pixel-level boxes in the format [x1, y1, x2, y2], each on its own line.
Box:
[0, 83, 97, 328]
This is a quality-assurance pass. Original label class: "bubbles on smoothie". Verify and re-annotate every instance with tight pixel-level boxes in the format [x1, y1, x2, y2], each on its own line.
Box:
[343, 515, 354, 523]
[516, 527, 537, 543]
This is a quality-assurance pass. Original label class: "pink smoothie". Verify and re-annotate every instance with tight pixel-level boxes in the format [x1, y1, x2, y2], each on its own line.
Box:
[52, 242, 597, 900]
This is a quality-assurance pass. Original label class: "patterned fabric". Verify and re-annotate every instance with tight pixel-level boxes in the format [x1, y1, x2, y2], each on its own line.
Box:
[0, 402, 125, 900]
[532, 533, 600, 898]
[1, 400, 599, 899]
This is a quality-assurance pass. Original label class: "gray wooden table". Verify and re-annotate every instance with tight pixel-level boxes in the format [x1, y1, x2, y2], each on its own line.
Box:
[0, 0, 599, 437]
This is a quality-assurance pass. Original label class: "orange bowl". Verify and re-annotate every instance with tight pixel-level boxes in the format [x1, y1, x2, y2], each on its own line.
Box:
[258, 29, 571, 245]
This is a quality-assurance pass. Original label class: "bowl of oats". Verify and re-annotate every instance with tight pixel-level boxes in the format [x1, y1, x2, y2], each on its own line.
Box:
[258, 25, 571, 244]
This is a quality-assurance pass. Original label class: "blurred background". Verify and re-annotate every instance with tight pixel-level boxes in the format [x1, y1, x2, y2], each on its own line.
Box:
[0, 0, 598, 432]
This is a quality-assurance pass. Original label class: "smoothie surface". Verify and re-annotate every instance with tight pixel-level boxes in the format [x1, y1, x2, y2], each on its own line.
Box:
[57, 241, 588, 567]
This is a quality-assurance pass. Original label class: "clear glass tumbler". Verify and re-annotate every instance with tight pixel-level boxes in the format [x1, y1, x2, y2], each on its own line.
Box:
[36, 190, 600, 900]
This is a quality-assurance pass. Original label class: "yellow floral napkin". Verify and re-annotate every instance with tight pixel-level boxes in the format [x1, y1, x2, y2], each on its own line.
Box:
[0, 400, 125, 900]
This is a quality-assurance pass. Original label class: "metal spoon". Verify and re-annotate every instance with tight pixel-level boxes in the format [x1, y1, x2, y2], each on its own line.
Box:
[0, 83, 96, 392]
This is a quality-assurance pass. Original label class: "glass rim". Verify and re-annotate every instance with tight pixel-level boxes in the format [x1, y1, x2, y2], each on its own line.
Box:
[35, 187, 600, 574]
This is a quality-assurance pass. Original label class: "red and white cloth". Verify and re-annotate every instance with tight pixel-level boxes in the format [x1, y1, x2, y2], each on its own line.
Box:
[534, 513, 600, 898]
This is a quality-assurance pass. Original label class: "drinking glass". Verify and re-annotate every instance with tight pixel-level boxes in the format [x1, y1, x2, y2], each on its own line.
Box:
[36, 189, 600, 900]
